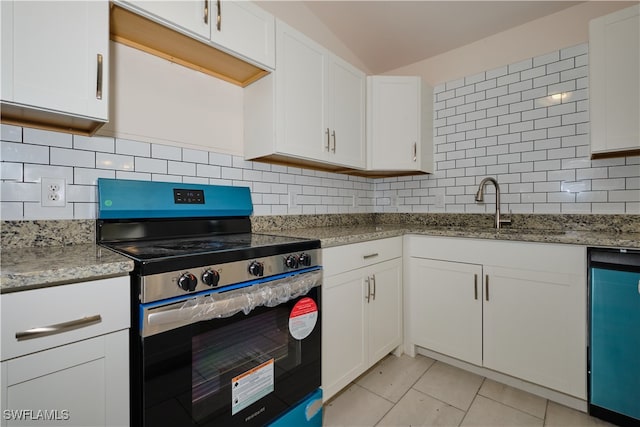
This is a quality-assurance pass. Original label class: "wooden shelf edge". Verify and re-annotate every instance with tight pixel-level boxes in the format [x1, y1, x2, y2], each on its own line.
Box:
[248, 154, 430, 179]
[591, 148, 640, 160]
[110, 3, 270, 88]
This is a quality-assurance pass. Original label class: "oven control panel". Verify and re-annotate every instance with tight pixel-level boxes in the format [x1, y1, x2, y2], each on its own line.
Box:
[140, 249, 321, 302]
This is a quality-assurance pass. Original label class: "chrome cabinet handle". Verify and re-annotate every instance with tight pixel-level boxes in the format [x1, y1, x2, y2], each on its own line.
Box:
[365, 277, 371, 303]
[363, 253, 379, 260]
[370, 275, 376, 301]
[15, 315, 102, 341]
[204, 0, 209, 24]
[216, 0, 221, 31]
[96, 54, 103, 100]
[485, 275, 489, 301]
[325, 128, 330, 151]
[413, 142, 417, 162]
[474, 274, 478, 300]
[331, 130, 336, 153]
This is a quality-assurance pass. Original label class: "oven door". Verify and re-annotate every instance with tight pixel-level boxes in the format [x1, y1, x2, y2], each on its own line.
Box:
[136, 270, 322, 427]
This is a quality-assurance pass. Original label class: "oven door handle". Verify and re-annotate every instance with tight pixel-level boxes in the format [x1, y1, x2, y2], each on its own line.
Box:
[143, 269, 322, 337]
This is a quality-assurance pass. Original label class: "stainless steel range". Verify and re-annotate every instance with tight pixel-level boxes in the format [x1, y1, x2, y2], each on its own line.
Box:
[97, 178, 323, 427]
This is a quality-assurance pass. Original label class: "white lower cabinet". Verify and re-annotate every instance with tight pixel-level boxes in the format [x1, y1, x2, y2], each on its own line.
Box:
[405, 236, 587, 399]
[0, 277, 130, 427]
[322, 238, 402, 401]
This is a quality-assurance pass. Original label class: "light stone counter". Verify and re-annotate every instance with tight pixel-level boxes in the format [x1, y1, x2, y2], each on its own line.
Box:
[264, 224, 640, 250]
[0, 244, 134, 293]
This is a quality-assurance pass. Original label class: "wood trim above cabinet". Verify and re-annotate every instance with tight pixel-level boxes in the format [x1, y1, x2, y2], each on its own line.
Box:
[109, 3, 269, 88]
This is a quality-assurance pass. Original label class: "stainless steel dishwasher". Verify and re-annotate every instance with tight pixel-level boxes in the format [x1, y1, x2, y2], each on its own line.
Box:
[588, 247, 640, 427]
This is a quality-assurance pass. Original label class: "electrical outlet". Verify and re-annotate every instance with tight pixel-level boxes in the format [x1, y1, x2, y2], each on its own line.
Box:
[288, 191, 299, 208]
[41, 178, 66, 207]
[351, 195, 357, 207]
[435, 194, 445, 209]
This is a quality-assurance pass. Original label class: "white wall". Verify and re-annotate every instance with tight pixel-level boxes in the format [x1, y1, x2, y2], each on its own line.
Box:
[385, 2, 634, 86]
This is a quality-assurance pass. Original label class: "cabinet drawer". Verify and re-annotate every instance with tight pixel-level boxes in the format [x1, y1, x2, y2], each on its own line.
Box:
[323, 237, 402, 277]
[1, 277, 130, 361]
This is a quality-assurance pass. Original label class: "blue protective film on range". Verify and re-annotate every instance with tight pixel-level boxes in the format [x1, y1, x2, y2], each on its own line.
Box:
[97, 178, 253, 219]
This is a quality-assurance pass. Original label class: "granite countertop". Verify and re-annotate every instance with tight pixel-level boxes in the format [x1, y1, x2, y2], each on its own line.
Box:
[1, 214, 638, 294]
[0, 244, 134, 293]
[264, 224, 640, 249]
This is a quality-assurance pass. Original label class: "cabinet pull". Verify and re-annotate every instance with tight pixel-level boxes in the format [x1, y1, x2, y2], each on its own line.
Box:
[325, 128, 330, 151]
[370, 275, 376, 301]
[363, 253, 379, 260]
[15, 315, 102, 341]
[96, 54, 103, 100]
[474, 274, 478, 300]
[331, 130, 336, 153]
[413, 142, 417, 161]
[216, 0, 221, 31]
[365, 277, 371, 303]
[485, 275, 489, 301]
[204, 0, 209, 24]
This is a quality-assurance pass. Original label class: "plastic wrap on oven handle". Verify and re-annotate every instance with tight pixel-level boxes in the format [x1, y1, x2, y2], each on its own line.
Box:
[147, 270, 322, 327]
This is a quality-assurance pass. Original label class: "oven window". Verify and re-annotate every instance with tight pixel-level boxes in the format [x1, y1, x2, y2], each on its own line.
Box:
[141, 287, 320, 427]
[192, 309, 301, 421]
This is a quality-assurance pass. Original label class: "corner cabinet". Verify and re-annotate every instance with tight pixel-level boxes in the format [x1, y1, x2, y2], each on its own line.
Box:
[244, 19, 366, 171]
[322, 238, 402, 401]
[405, 236, 587, 399]
[366, 76, 434, 175]
[0, 277, 130, 427]
[589, 4, 640, 158]
[0, 0, 109, 135]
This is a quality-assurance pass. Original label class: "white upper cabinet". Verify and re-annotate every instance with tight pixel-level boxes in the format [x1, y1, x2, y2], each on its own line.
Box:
[274, 21, 327, 162]
[125, 0, 275, 69]
[244, 19, 366, 171]
[210, 1, 275, 69]
[112, 1, 274, 86]
[367, 76, 434, 174]
[328, 55, 367, 169]
[124, 0, 210, 39]
[589, 4, 640, 158]
[0, 0, 109, 134]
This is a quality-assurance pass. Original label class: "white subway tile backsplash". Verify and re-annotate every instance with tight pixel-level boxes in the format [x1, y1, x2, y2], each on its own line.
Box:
[1, 141, 49, 164]
[74, 135, 114, 153]
[2, 43, 638, 219]
[116, 138, 151, 157]
[51, 147, 95, 168]
[1, 124, 22, 143]
[96, 153, 134, 171]
[24, 128, 72, 148]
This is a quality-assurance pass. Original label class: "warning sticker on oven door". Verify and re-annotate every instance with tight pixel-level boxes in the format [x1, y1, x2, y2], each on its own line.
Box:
[231, 359, 274, 415]
[289, 297, 318, 340]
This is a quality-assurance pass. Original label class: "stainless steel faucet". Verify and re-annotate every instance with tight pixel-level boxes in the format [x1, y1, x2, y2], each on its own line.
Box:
[475, 177, 511, 229]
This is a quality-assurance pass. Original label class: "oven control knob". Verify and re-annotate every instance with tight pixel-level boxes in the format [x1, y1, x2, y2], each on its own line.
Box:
[298, 253, 312, 267]
[248, 261, 264, 277]
[285, 255, 299, 269]
[202, 269, 220, 287]
[178, 273, 198, 292]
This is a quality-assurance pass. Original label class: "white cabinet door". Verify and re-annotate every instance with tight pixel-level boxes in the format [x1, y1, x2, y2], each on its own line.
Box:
[1, 1, 108, 121]
[1, 330, 129, 427]
[124, 0, 210, 39]
[483, 265, 587, 399]
[589, 4, 640, 157]
[275, 21, 327, 162]
[368, 259, 403, 364]
[244, 20, 367, 171]
[210, 1, 274, 69]
[322, 268, 368, 401]
[408, 258, 483, 366]
[328, 55, 366, 169]
[367, 76, 433, 173]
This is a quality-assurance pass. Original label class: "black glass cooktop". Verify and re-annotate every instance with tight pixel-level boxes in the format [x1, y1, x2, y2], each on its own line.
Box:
[103, 233, 320, 274]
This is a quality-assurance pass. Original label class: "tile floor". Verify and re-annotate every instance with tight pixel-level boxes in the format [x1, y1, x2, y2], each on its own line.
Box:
[323, 354, 616, 427]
